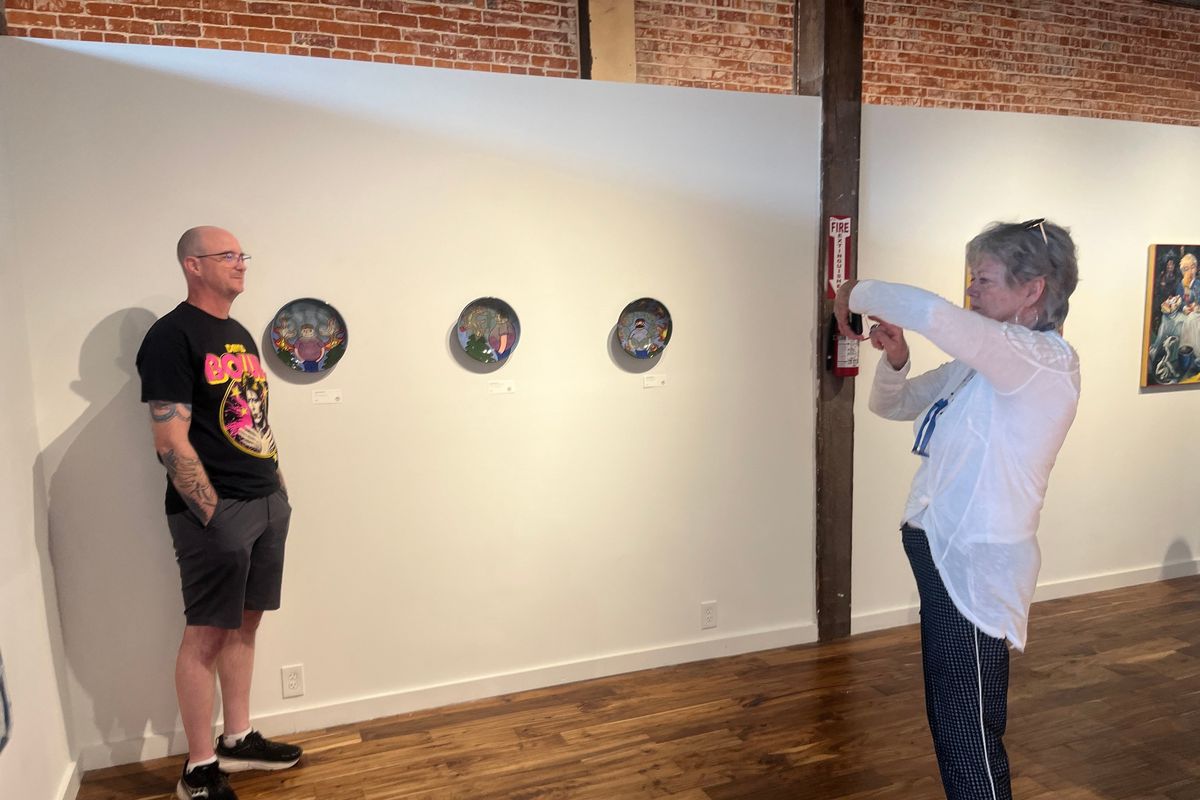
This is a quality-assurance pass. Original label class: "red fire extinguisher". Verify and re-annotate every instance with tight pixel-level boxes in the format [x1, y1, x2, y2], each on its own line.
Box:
[826, 312, 863, 378]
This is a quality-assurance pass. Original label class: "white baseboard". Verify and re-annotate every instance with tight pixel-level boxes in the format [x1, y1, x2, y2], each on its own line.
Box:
[58, 760, 81, 800]
[851, 603, 920, 635]
[852, 559, 1200, 636]
[77, 622, 817, 771]
[1032, 559, 1200, 602]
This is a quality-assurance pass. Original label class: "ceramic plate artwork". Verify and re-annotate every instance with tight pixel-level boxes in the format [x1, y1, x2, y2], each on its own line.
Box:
[456, 298, 520, 364]
[616, 298, 671, 359]
[270, 298, 348, 373]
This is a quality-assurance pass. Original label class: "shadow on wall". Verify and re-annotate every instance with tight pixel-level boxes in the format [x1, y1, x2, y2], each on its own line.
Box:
[41, 307, 184, 763]
[1163, 539, 1198, 580]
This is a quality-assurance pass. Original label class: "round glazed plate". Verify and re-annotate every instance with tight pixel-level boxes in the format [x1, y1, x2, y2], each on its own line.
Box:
[616, 298, 671, 359]
[270, 298, 348, 373]
[456, 297, 520, 364]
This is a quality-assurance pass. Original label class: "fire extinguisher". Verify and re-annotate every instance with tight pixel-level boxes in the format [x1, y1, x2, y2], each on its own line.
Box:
[826, 312, 863, 377]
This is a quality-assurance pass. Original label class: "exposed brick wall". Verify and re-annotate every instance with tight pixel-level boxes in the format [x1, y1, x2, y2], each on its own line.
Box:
[2, 0, 580, 76]
[3, 0, 1200, 126]
[864, 0, 1200, 126]
[634, 1, 794, 94]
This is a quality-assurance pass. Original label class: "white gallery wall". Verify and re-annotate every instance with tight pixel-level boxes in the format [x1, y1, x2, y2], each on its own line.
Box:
[853, 105, 1200, 632]
[0, 39, 821, 772]
[0, 144, 78, 800]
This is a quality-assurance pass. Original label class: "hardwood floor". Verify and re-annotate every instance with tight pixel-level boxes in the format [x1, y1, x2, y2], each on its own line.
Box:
[78, 575, 1200, 799]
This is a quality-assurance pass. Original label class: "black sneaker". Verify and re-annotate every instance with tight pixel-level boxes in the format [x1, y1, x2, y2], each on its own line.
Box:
[176, 761, 237, 800]
[216, 730, 302, 772]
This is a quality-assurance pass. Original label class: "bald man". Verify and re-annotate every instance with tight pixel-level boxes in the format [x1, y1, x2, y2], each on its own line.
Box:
[136, 227, 301, 800]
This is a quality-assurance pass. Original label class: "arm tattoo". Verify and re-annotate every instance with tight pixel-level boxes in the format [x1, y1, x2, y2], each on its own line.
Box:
[161, 449, 219, 523]
[149, 401, 192, 424]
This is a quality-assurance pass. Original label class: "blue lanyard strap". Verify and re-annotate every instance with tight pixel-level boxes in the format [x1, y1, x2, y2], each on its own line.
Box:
[911, 370, 976, 458]
[912, 399, 948, 457]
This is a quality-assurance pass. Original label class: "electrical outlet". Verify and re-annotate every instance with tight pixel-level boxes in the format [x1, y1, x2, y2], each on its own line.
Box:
[281, 664, 304, 699]
[701, 601, 718, 630]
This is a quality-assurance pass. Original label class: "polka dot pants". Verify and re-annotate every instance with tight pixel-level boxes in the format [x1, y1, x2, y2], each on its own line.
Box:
[902, 524, 1012, 800]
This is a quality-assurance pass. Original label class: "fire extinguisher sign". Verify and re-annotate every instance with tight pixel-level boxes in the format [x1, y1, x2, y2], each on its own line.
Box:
[826, 215, 852, 299]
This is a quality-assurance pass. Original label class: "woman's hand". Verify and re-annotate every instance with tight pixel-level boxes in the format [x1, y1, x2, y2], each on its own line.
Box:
[868, 317, 910, 370]
[833, 279, 862, 340]
[835, 279, 908, 369]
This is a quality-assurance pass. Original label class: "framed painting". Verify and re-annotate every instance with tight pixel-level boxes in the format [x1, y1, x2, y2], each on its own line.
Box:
[1142, 244, 1200, 388]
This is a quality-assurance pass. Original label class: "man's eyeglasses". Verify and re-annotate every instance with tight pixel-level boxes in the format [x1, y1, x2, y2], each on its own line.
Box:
[194, 251, 251, 264]
[1022, 218, 1048, 245]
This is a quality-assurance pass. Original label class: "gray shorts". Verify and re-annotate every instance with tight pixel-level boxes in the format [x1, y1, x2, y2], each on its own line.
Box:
[167, 490, 292, 629]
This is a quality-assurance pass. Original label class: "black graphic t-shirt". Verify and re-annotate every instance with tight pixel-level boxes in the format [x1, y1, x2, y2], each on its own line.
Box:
[137, 302, 280, 514]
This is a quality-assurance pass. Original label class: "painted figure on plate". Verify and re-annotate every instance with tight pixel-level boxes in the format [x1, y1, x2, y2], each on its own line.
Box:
[272, 303, 347, 373]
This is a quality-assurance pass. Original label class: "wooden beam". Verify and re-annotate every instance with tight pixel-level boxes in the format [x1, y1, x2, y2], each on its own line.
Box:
[814, 0, 864, 642]
[793, 0, 823, 96]
[577, 0, 592, 79]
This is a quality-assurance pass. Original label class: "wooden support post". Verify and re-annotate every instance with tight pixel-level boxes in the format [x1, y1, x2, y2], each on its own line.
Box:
[813, 0, 864, 642]
[577, 0, 592, 79]
[793, 0, 823, 96]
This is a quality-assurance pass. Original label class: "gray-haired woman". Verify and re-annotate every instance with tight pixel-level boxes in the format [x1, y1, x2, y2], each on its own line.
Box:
[834, 219, 1080, 800]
